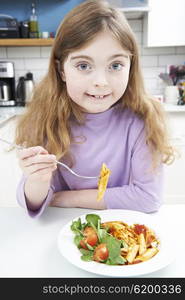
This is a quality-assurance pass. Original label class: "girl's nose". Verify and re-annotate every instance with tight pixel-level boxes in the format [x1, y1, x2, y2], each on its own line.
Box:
[92, 71, 108, 87]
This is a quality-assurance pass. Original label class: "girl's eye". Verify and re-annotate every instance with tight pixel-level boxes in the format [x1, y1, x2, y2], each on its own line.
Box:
[109, 62, 123, 71]
[76, 63, 92, 71]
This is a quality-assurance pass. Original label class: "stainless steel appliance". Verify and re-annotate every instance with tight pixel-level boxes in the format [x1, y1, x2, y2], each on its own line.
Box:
[24, 72, 34, 102]
[16, 72, 34, 105]
[0, 61, 16, 106]
[0, 14, 20, 38]
[0, 81, 11, 100]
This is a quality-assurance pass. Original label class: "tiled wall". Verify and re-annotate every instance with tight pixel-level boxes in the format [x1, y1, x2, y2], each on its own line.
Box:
[0, 19, 185, 97]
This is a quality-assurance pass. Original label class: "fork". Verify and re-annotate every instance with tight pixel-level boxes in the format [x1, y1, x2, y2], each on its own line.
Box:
[0, 137, 98, 179]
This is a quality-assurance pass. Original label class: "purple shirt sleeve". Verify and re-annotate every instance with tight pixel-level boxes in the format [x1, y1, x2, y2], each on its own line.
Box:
[16, 169, 69, 218]
[104, 124, 164, 213]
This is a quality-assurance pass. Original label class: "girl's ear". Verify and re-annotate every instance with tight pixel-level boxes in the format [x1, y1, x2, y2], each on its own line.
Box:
[61, 71, 66, 82]
[55, 59, 66, 82]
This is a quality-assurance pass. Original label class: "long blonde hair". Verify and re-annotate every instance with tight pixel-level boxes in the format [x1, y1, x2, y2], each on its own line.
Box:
[15, 0, 175, 167]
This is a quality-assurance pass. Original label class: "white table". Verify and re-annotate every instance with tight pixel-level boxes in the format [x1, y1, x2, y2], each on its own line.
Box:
[0, 205, 185, 278]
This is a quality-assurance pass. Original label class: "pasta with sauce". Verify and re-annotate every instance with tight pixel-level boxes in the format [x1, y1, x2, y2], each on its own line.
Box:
[101, 221, 159, 264]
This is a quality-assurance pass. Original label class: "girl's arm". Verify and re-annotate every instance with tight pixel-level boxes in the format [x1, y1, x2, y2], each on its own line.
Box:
[50, 164, 162, 212]
[104, 170, 163, 213]
[17, 167, 69, 217]
[51, 189, 106, 209]
[103, 126, 164, 213]
[50, 161, 162, 212]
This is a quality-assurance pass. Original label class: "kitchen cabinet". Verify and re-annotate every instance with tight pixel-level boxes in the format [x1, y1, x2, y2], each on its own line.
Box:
[107, 0, 149, 19]
[163, 111, 185, 204]
[143, 0, 185, 47]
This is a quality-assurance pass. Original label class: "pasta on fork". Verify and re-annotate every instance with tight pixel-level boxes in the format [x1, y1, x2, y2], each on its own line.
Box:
[97, 163, 111, 201]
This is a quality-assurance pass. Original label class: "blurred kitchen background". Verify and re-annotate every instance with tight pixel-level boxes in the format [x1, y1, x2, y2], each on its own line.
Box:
[0, 0, 185, 207]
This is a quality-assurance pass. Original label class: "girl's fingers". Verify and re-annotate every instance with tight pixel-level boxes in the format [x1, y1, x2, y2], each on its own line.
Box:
[28, 165, 57, 181]
[21, 154, 56, 168]
[17, 146, 48, 160]
[17, 146, 57, 179]
[33, 164, 57, 175]
[24, 162, 56, 175]
[24, 163, 57, 177]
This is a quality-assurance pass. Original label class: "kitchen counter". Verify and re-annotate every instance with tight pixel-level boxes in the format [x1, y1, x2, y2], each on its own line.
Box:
[163, 103, 185, 112]
[0, 204, 185, 278]
[0, 106, 25, 126]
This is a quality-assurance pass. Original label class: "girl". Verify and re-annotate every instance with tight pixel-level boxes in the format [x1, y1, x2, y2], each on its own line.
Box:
[16, 0, 174, 218]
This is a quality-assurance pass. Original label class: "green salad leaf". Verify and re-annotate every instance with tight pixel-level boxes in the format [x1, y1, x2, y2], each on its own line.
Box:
[74, 235, 83, 248]
[85, 214, 101, 230]
[106, 255, 126, 265]
[71, 213, 126, 265]
[101, 234, 126, 265]
[81, 252, 94, 261]
[70, 217, 86, 235]
[80, 249, 94, 261]
[71, 218, 82, 234]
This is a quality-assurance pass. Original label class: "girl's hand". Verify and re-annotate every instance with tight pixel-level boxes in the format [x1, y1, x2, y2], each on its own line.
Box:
[17, 146, 57, 183]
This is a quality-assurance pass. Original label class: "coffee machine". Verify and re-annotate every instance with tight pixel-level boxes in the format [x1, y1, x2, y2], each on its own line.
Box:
[0, 61, 16, 106]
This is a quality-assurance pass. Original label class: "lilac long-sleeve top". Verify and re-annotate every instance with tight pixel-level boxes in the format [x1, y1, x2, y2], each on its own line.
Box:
[16, 105, 163, 217]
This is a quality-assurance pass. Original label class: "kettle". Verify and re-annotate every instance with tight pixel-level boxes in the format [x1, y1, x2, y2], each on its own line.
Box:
[16, 72, 34, 105]
[24, 72, 34, 102]
[0, 81, 11, 101]
[16, 76, 25, 105]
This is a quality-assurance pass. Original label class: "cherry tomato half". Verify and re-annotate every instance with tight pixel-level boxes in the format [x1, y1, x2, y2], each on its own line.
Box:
[93, 243, 109, 262]
[80, 226, 98, 249]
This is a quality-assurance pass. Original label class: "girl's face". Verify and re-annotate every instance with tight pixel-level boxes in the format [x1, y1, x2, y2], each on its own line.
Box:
[62, 30, 131, 113]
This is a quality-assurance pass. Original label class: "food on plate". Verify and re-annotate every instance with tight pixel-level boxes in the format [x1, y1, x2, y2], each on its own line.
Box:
[97, 163, 111, 201]
[93, 243, 109, 262]
[126, 244, 139, 263]
[71, 214, 160, 265]
[79, 226, 98, 249]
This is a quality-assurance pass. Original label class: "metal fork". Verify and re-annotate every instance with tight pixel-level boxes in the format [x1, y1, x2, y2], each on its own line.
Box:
[0, 137, 98, 179]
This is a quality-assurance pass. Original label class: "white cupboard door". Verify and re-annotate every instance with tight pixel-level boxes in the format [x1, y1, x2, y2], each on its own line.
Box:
[144, 0, 185, 47]
[164, 144, 185, 204]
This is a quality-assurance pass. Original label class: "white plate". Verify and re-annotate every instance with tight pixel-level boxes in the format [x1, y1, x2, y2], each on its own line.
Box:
[57, 209, 175, 277]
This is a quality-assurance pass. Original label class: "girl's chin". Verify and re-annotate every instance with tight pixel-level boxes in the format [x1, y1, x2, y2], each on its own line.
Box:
[78, 100, 115, 114]
[84, 105, 110, 114]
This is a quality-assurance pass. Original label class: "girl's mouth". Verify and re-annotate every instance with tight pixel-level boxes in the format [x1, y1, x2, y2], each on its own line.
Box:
[86, 93, 111, 100]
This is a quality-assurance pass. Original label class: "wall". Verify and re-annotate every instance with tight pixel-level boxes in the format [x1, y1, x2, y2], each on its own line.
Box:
[0, 16, 185, 97]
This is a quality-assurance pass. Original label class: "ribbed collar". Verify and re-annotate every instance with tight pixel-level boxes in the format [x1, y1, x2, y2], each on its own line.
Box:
[84, 103, 121, 125]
